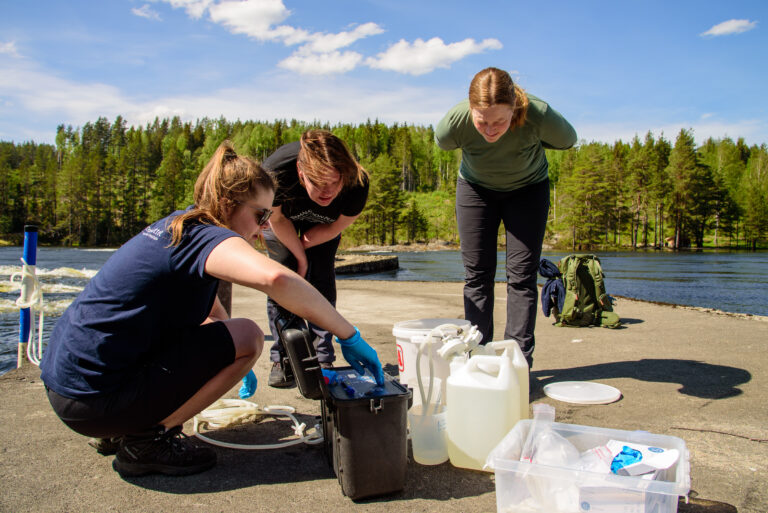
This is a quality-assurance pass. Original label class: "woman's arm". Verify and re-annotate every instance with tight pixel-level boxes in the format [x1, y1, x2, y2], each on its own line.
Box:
[539, 103, 577, 150]
[300, 214, 360, 249]
[434, 110, 460, 151]
[204, 236, 356, 340]
[267, 205, 309, 277]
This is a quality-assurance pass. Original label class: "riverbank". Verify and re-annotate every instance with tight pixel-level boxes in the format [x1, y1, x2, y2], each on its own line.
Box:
[344, 240, 768, 252]
[2, 280, 766, 512]
[344, 241, 460, 252]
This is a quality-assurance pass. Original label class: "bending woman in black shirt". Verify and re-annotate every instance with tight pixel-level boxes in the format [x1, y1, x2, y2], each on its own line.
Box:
[262, 129, 369, 387]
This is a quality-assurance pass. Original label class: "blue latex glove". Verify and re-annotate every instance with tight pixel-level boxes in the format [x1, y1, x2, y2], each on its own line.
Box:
[336, 327, 385, 386]
[321, 368, 339, 385]
[611, 445, 642, 474]
[239, 369, 257, 399]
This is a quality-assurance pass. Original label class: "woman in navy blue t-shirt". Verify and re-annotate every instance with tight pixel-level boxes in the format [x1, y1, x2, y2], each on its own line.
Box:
[41, 141, 383, 478]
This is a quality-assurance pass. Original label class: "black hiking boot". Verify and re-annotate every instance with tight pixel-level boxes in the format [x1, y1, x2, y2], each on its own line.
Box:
[112, 426, 216, 477]
[268, 361, 296, 388]
[88, 437, 121, 456]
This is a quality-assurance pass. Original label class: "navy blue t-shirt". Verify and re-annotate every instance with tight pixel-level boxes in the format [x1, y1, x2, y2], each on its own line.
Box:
[263, 141, 369, 232]
[40, 211, 239, 398]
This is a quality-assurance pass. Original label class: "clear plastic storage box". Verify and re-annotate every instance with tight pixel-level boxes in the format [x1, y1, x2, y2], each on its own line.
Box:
[488, 420, 690, 513]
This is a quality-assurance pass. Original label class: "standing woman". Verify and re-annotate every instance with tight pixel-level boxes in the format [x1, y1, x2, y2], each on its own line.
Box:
[40, 141, 383, 478]
[262, 129, 369, 387]
[435, 67, 577, 368]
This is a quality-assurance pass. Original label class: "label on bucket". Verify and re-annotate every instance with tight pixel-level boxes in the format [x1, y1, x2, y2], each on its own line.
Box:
[397, 343, 404, 372]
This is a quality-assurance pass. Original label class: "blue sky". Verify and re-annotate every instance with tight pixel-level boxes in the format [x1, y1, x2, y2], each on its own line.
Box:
[1, 1, 765, 147]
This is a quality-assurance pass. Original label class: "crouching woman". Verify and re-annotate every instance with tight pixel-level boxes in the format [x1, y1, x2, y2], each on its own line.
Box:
[40, 141, 383, 478]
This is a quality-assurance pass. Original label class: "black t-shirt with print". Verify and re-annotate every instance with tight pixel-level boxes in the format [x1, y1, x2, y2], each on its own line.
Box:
[262, 141, 369, 231]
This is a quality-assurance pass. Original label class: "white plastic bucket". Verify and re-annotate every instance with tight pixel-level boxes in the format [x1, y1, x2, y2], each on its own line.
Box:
[408, 404, 448, 465]
[392, 318, 470, 387]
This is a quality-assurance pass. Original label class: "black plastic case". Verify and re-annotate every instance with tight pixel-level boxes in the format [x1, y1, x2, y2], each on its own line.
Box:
[321, 368, 411, 500]
[275, 309, 411, 500]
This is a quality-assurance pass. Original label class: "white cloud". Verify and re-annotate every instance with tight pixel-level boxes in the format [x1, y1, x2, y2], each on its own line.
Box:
[0, 59, 455, 143]
[278, 48, 363, 75]
[161, 0, 214, 19]
[132, 4, 162, 21]
[302, 22, 384, 53]
[700, 19, 758, 37]
[205, 1, 384, 75]
[4, 56, 766, 147]
[160, 0, 492, 75]
[278, 23, 384, 75]
[0, 62, 134, 123]
[182, 0, 384, 75]
[0, 41, 21, 58]
[207, 0, 293, 39]
[365, 37, 503, 75]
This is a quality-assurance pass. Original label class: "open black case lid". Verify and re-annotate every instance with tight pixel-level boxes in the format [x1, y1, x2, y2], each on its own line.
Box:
[274, 307, 409, 403]
[274, 307, 325, 400]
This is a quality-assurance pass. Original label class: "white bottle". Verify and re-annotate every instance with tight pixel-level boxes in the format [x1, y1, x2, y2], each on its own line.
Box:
[446, 350, 521, 471]
[480, 340, 530, 421]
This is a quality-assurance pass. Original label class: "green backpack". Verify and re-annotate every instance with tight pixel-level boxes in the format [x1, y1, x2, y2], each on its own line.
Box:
[555, 254, 621, 328]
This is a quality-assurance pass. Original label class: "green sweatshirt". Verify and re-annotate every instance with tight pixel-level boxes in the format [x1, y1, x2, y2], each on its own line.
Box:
[434, 95, 577, 191]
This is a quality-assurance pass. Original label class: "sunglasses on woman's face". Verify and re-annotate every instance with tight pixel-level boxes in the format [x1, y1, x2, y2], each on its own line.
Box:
[236, 202, 273, 225]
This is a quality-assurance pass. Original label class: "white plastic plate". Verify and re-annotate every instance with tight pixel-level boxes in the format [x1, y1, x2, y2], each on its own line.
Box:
[542, 381, 622, 404]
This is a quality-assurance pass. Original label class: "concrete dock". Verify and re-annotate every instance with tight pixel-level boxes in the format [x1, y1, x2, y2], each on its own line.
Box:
[1, 280, 766, 512]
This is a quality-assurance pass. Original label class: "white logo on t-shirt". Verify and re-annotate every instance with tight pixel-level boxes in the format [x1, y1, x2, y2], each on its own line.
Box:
[141, 226, 164, 241]
[290, 210, 335, 224]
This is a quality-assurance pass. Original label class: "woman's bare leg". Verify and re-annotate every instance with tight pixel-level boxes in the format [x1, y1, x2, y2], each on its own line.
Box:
[159, 318, 263, 429]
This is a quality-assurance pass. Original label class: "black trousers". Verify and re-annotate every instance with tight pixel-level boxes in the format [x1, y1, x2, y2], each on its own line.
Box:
[455, 177, 550, 362]
[45, 321, 235, 438]
[264, 230, 340, 365]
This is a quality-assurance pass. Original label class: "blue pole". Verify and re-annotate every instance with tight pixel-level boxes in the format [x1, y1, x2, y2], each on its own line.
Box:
[19, 225, 38, 365]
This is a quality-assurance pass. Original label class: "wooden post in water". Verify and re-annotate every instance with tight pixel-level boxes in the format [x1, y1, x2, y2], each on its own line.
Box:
[217, 280, 232, 317]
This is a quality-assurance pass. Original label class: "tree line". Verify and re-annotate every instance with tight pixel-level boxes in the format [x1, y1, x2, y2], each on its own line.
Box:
[0, 116, 766, 250]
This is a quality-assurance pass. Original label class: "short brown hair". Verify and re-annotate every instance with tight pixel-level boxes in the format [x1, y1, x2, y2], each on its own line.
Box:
[468, 67, 529, 129]
[168, 140, 275, 245]
[297, 129, 368, 189]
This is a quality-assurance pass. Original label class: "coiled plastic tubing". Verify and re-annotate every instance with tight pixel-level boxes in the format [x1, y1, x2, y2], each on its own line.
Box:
[193, 399, 323, 450]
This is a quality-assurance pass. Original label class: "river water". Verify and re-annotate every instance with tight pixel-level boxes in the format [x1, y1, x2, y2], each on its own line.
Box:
[2, 246, 767, 375]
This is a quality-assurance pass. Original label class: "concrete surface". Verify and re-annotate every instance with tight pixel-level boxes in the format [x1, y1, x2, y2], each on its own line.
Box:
[1, 280, 766, 512]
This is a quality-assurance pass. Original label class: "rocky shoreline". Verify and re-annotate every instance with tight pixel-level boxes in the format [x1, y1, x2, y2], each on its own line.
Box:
[344, 241, 460, 252]
[334, 241, 458, 274]
[334, 253, 398, 274]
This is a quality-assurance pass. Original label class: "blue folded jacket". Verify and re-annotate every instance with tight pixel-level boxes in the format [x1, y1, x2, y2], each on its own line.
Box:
[539, 258, 565, 317]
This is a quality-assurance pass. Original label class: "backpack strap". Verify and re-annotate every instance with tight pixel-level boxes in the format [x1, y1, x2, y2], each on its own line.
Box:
[585, 256, 606, 310]
[585, 257, 621, 327]
[558, 255, 579, 324]
[562, 255, 578, 294]
[586, 256, 616, 314]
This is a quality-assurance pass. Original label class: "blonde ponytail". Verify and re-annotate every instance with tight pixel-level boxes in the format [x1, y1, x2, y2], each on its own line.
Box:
[168, 141, 275, 246]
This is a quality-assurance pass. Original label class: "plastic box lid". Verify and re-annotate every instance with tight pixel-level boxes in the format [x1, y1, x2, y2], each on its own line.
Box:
[327, 367, 410, 404]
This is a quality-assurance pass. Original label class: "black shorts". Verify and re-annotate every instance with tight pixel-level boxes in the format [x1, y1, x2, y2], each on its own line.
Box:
[46, 321, 235, 438]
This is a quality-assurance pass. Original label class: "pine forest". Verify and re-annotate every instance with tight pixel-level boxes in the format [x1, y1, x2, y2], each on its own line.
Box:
[1, 116, 766, 250]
